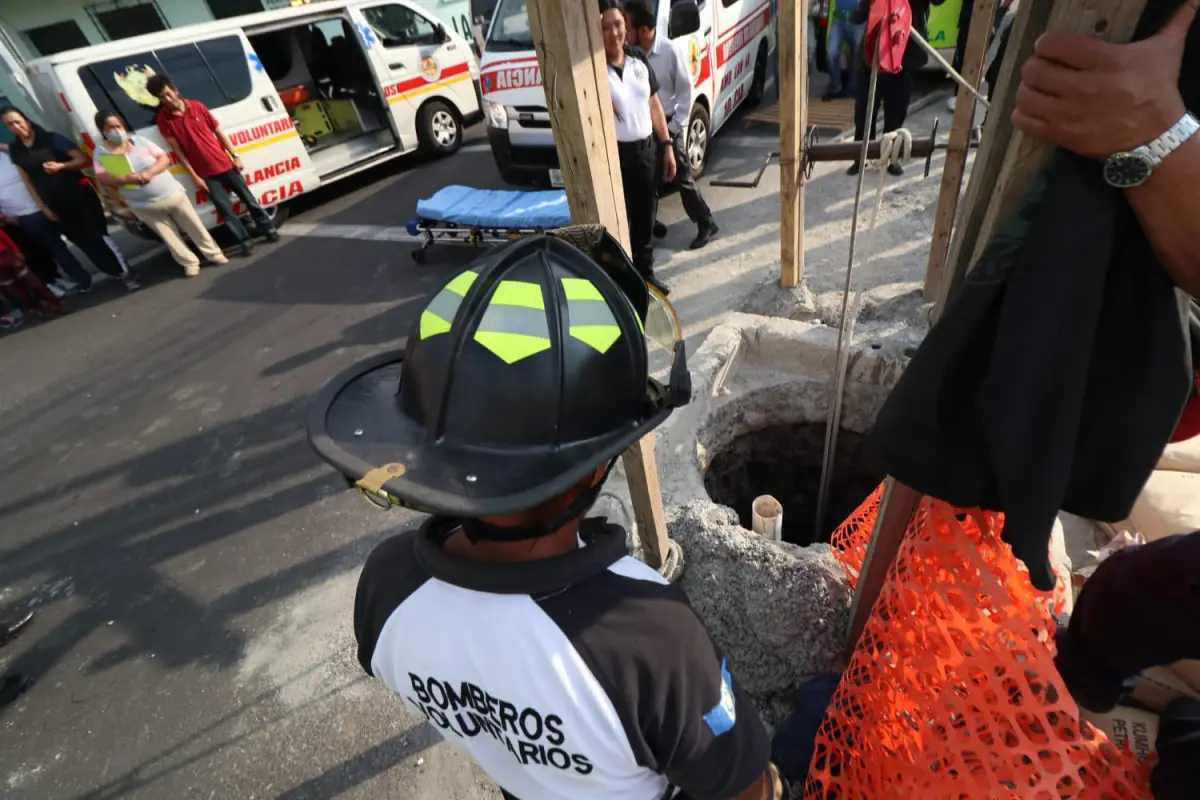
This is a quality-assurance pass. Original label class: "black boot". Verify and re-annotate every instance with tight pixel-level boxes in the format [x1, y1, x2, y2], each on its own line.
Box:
[689, 221, 719, 250]
[653, 221, 668, 238]
[846, 162, 861, 176]
[887, 163, 904, 177]
[646, 272, 671, 296]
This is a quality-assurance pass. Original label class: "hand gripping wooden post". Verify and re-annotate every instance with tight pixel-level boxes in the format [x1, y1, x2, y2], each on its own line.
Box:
[779, 0, 809, 288]
[938, 0, 1148, 313]
[923, 0, 999, 301]
[525, 0, 671, 569]
[848, 0, 1150, 653]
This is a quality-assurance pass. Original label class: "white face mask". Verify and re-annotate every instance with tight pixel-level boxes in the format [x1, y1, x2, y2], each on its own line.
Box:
[103, 128, 128, 144]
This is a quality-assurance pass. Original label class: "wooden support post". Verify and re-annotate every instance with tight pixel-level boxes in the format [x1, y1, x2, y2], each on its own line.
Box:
[939, 0, 1147, 312]
[779, 0, 809, 288]
[923, 0, 998, 301]
[968, 0, 1147, 270]
[844, 480, 922, 653]
[526, 0, 670, 568]
[851, 0, 1152, 652]
[938, 0, 1049, 313]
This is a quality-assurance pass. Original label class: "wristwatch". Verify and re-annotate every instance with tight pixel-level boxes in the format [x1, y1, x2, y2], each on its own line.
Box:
[1102, 112, 1200, 189]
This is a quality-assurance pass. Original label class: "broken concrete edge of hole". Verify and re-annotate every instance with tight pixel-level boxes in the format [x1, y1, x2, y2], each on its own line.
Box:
[647, 310, 918, 721]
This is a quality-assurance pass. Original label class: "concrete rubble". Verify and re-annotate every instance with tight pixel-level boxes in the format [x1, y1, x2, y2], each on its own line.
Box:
[658, 308, 916, 720]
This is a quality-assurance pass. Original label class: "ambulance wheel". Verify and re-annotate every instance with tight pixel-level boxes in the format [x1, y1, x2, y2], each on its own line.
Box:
[746, 43, 769, 108]
[418, 100, 462, 157]
[264, 203, 289, 228]
[686, 105, 710, 178]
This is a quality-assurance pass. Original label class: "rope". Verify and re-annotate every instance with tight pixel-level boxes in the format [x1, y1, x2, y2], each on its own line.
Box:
[657, 538, 685, 583]
[908, 29, 991, 110]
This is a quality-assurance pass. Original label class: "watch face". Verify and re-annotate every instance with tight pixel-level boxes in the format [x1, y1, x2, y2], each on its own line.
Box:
[1104, 153, 1153, 188]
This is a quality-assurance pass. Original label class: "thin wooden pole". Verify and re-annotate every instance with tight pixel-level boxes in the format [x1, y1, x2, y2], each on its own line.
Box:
[526, 0, 670, 568]
[923, 0, 999, 301]
[779, 0, 809, 288]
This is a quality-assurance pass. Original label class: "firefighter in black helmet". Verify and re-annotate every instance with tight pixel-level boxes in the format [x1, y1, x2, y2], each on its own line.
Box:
[309, 232, 781, 800]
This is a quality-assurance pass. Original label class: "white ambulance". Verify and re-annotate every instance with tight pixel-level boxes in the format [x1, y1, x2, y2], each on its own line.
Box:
[23, 0, 483, 239]
[479, 0, 774, 187]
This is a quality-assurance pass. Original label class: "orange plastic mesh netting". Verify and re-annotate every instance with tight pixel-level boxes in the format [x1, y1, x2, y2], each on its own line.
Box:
[803, 483, 1153, 799]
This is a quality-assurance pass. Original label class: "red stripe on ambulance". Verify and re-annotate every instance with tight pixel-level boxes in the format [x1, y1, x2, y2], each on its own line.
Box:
[385, 61, 472, 99]
[716, 3, 771, 68]
[480, 62, 542, 95]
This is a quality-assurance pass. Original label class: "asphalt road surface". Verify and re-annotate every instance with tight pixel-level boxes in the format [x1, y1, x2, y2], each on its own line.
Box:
[0, 129, 510, 799]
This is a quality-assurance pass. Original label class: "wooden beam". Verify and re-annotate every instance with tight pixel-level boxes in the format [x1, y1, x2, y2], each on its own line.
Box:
[923, 0, 999, 301]
[527, 0, 628, 246]
[845, 480, 923, 653]
[940, 0, 1147, 312]
[778, 0, 809, 288]
[526, 0, 671, 568]
[938, 0, 1050, 313]
[968, 0, 1147, 270]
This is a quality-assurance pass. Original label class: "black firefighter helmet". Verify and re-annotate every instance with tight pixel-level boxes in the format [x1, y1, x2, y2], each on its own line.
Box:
[307, 229, 690, 521]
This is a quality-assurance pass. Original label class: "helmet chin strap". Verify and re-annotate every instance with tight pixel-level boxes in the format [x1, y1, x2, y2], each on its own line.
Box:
[459, 460, 619, 544]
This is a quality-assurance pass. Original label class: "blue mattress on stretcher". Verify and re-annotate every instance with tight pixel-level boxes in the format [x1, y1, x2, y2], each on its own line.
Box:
[415, 185, 571, 229]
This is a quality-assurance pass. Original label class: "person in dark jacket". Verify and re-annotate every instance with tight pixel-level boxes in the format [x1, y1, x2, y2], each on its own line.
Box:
[1055, 531, 1199, 799]
[0, 107, 138, 292]
[848, 0, 946, 176]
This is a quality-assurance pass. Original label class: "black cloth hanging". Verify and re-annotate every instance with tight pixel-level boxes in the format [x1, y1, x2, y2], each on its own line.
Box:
[868, 0, 1200, 591]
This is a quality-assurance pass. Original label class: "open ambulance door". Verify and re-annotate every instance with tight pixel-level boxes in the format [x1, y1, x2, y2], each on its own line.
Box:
[350, 2, 473, 155]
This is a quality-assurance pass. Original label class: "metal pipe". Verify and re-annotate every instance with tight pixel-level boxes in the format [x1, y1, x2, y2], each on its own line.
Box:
[806, 137, 939, 163]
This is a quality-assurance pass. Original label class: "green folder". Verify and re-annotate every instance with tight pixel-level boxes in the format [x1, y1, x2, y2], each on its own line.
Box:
[97, 152, 138, 190]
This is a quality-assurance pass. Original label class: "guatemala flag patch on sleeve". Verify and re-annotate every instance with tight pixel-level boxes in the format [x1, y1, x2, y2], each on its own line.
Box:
[702, 659, 738, 736]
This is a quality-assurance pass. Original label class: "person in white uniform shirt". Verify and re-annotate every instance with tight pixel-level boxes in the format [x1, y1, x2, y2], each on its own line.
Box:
[624, 1, 718, 251]
[601, 0, 676, 295]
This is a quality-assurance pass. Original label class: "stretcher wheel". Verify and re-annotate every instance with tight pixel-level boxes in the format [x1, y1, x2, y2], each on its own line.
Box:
[411, 249, 427, 264]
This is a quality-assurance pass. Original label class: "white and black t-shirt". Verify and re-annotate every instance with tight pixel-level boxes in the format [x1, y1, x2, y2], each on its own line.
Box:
[609, 46, 660, 143]
[355, 517, 769, 800]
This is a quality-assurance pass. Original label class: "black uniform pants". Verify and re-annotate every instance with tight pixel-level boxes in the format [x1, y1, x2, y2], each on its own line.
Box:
[618, 136, 659, 275]
[665, 133, 713, 227]
[853, 67, 914, 146]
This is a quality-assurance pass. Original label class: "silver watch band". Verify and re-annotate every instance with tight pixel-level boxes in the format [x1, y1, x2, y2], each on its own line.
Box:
[1136, 112, 1200, 166]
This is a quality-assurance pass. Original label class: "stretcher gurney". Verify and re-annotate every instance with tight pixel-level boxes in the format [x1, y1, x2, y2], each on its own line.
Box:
[406, 185, 572, 263]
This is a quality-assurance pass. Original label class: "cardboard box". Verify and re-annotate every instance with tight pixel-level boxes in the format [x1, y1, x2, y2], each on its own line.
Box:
[1080, 660, 1200, 756]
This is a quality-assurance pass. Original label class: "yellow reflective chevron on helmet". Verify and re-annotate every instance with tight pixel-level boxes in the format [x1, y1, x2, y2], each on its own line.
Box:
[474, 279, 551, 364]
[561, 278, 625, 353]
[422, 272, 630, 362]
[420, 270, 478, 339]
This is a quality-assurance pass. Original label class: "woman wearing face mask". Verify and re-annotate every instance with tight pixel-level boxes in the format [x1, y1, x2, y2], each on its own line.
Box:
[0, 106, 138, 292]
[91, 111, 227, 277]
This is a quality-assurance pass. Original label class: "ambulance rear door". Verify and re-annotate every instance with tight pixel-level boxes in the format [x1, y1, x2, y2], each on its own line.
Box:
[64, 29, 319, 229]
[350, 1, 479, 152]
[711, 0, 772, 132]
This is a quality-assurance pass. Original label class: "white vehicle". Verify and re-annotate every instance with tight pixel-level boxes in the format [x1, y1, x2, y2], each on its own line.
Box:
[479, 0, 774, 187]
[23, 0, 483, 239]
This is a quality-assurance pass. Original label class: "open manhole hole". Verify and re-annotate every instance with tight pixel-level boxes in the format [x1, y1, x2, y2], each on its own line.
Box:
[704, 422, 884, 546]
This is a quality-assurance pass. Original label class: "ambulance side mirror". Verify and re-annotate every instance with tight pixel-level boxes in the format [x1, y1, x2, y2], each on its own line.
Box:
[668, 1, 701, 39]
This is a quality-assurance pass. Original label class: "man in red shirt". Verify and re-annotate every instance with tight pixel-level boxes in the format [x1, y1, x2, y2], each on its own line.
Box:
[147, 75, 279, 257]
